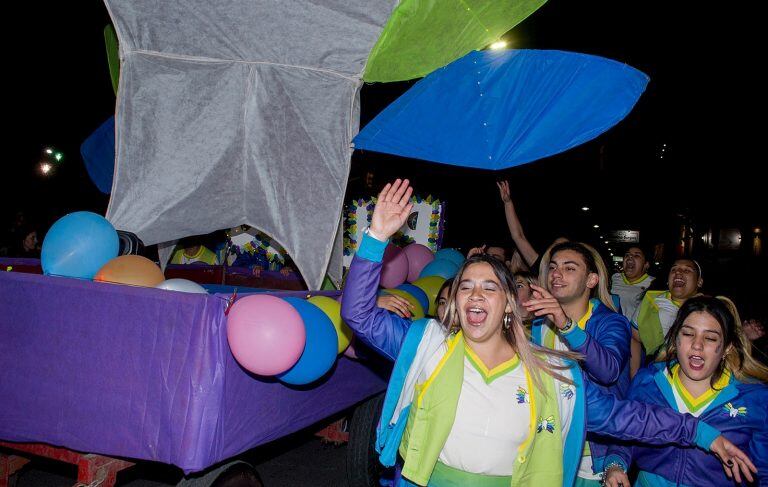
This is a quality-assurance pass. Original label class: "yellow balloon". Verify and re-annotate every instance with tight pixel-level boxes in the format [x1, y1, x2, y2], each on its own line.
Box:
[381, 289, 425, 320]
[308, 296, 353, 354]
[411, 275, 446, 316]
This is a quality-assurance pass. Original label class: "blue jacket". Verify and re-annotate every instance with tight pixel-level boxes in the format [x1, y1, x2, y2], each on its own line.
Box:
[341, 234, 720, 486]
[532, 298, 632, 471]
[605, 363, 768, 486]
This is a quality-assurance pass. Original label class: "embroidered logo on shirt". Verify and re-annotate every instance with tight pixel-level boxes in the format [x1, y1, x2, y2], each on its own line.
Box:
[516, 387, 530, 404]
[560, 383, 574, 399]
[723, 402, 747, 418]
[536, 416, 555, 434]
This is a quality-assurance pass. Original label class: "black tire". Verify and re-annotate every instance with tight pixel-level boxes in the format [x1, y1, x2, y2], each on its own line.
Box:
[177, 461, 262, 487]
[210, 462, 263, 487]
[346, 393, 385, 487]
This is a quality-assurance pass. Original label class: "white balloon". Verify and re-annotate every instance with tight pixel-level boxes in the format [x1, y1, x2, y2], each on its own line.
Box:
[156, 278, 208, 294]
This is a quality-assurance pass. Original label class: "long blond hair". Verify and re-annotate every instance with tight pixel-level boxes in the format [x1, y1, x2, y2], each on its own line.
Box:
[539, 241, 617, 312]
[657, 295, 768, 385]
[442, 254, 581, 391]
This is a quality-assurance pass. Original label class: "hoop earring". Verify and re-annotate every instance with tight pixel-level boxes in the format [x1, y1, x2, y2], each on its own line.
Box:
[503, 313, 512, 330]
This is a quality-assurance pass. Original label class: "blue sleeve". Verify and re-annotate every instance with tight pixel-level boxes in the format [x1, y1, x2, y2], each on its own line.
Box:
[562, 312, 631, 386]
[340, 234, 410, 362]
[748, 398, 768, 484]
[585, 379, 709, 448]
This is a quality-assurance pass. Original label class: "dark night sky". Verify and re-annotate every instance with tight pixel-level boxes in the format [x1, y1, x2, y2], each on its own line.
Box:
[3, 2, 764, 300]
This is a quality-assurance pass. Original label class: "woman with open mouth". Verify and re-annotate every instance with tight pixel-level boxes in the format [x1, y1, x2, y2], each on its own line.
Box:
[603, 295, 768, 486]
[635, 258, 704, 362]
[341, 179, 755, 487]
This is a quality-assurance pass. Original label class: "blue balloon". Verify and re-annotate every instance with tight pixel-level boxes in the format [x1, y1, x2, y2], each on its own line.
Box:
[278, 297, 339, 385]
[434, 248, 465, 267]
[41, 212, 120, 279]
[396, 283, 430, 314]
[419, 258, 460, 280]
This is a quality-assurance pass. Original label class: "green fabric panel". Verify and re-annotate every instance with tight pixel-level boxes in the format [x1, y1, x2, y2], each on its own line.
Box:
[363, 0, 547, 82]
[321, 275, 337, 290]
[429, 462, 512, 486]
[637, 290, 666, 354]
[510, 368, 563, 486]
[104, 24, 120, 95]
[401, 333, 464, 485]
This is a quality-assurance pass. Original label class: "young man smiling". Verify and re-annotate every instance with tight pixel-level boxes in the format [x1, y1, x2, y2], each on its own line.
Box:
[524, 241, 632, 486]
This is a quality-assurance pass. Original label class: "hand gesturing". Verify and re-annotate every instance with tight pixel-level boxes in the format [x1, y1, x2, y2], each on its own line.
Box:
[369, 179, 413, 241]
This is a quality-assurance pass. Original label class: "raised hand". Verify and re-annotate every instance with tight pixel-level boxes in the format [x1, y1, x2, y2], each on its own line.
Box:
[710, 434, 757, 484]
[369, 179, 414, 241]
[523, 284, 569, 329]
[496, 180, 511, 203]
[467, 245, 487, 258]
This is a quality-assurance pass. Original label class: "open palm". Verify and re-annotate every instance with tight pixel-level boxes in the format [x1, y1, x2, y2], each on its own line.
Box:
[370, 179, 414, 240]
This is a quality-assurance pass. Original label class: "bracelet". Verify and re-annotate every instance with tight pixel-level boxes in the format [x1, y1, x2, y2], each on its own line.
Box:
[600, 461, 626, 486]
[559, 318, 575, 333]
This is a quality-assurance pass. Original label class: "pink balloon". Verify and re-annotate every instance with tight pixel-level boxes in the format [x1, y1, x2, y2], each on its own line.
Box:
[227, 295, 306, 376]
[380, 244, 409, 288]
[402, 243, 435, 283]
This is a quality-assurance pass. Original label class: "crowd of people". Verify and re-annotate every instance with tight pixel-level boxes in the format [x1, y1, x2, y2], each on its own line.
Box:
[341, 179, 767, 487]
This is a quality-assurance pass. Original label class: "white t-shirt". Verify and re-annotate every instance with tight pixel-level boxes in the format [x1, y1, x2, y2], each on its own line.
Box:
[439, 353, 531, 476]
[611, 272, 655, 323]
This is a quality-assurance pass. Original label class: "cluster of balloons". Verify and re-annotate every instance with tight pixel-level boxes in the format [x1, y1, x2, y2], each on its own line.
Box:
[227, 294, 354, 385]
[40, 211, 206, 293]
[379, 243, 465, 317]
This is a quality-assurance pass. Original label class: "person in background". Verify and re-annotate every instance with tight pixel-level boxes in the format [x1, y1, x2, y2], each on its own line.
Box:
[610, 245, 655, 376]
[9, 225, 41, 258]
[634, 258, 703, 369]
[170, 237, 220, 265]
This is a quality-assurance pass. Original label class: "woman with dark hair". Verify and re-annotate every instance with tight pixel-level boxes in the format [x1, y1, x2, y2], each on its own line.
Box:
[603, 296, 767, 486]
[341, 180, 753, 487]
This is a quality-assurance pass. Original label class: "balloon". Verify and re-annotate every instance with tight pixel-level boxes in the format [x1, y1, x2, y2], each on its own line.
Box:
[380, 244, 409, 288]
[94, 255, 165, 287]
[402, 243, 435, 283]
[419, 258, 459, 280]
[308, 295, 353, 354]
[226, 295, 306, 376]
[381, 288, 425, 320]
[156, 278, 208, 294]
[434, 248, 465, 267]
[277, 297, 338, 385]
[412, 275, 447, 316]
[41, 211, 119, 279]
[395, 283, 430, 317]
